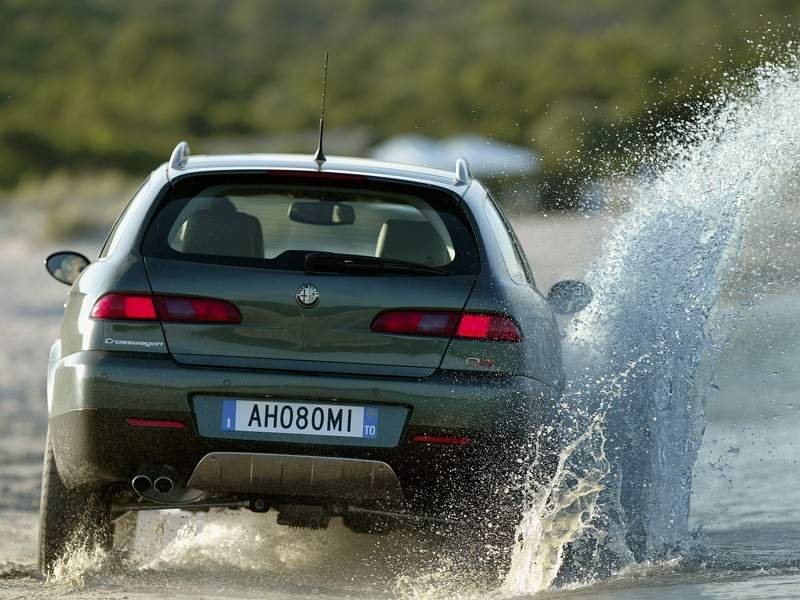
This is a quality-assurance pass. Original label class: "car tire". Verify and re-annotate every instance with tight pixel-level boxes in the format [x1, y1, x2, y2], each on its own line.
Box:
[38, 430, 113, 576]
[460, 505, 520, 581]
[342, 511, 396, 534]
[445, 462, 525, 581]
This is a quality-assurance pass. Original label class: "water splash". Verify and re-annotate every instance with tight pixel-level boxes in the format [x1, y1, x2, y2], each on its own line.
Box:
[503, 54, 800, 595]
[30, 53, 800, 600]
[47, 542, 108, 589]
[502, 422, 608, 594]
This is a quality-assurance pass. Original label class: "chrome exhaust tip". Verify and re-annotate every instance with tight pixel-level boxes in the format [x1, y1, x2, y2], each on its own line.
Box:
[132, 475, 153, 495]
[153, 476, 174, 494]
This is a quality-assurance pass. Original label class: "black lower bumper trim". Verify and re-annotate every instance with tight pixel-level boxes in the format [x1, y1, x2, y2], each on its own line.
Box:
[49, 408, 530, 515]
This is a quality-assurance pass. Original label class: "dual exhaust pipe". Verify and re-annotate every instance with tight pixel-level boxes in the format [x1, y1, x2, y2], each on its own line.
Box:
[132, 474, 174, 496]
[130, 471, 206, 506]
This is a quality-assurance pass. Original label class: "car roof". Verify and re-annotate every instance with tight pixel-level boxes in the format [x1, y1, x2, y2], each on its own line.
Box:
[159, 152, 475, 194]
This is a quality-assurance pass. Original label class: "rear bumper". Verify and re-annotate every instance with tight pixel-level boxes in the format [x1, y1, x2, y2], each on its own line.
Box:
[49, 351, 561, 507]
[186, 452, 405, 502]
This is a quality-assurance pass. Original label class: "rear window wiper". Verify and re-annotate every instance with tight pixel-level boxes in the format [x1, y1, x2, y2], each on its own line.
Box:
[304, 252, 449, 275]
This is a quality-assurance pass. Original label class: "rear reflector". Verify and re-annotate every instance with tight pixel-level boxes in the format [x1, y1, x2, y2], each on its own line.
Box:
[412, 435, 472, 445]
[91, 293, 157, 321]
[91, 293, 241, 324]
[154, 296, 241, 324]
[125, 418, 187, 429]
[371, 310, 460, 337]
[371, 310, 521, 341]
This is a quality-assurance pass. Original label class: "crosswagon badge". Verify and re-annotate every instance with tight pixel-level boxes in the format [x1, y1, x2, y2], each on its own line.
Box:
[296, 283, 320, 308]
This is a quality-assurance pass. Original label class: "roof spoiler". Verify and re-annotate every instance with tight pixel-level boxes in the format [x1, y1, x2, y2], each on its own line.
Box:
[169, 141, 191, 170]
[454, 157, 471, 185]
[167, 140, 471, 185]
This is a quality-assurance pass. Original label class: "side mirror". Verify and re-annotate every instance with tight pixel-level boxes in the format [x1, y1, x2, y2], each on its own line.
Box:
[45, 251, 90, 285]
[547, 280, 593, 315]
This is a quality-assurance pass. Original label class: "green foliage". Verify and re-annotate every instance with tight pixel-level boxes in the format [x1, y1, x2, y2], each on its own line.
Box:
[0, 0, 798, 195]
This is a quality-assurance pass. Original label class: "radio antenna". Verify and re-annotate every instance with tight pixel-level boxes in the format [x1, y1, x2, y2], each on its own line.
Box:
[313, 52, 329, 168]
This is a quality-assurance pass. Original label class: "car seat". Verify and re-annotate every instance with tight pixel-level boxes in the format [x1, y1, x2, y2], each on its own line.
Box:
[375, 219, 449, 266]
[179, 198, 264, 258]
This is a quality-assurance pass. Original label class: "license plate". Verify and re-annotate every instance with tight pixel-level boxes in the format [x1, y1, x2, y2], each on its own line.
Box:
[220, 399, 378, 439]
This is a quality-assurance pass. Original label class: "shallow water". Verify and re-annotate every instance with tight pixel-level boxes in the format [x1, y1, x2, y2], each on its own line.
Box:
[1, 217, 798, 599]
[500, 55, 800, 596]
[3, 58, 800, 599]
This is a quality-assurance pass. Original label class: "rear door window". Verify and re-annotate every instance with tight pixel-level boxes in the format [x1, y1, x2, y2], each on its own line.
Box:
[484, 195, 533, 284]
[99, 177, 150, 259]
[143, 175, 479, 275]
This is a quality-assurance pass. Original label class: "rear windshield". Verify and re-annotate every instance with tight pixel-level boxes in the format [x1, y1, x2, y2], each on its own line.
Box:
[142, 174, 479, 274]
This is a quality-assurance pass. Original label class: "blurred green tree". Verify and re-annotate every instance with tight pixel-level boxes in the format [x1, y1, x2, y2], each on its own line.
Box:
[0, 0, 797, 206]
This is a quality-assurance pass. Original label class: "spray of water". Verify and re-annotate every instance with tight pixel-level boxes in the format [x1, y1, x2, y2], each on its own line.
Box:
[47, 539, 109, 589]
[39, 52, 800, 600]
[503, 54, 800, 595]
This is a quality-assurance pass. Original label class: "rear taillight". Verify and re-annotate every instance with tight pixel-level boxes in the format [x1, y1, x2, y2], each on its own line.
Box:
[412, 434, 472, 445]
[371, 310, 521, 341]
[91, 293, 241, 324]
[455, 313, 521, 342]
[265, 170, 367, 182]
[90, 293, 157, 320]
[125, 418, 187, 429]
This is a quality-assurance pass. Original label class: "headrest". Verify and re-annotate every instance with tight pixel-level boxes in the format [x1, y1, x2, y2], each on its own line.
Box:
[375, 219, 449, 266]
[179, 206, 263, 258]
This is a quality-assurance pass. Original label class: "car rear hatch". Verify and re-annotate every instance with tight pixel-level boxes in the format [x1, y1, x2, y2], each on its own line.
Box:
[141, 173, 480, 377]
